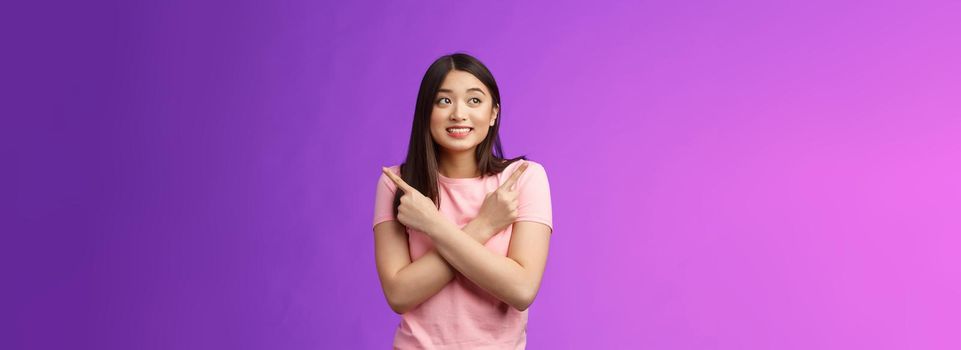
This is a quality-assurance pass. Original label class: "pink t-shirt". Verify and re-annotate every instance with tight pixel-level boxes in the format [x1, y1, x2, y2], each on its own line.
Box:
[372, 160, 553, 349]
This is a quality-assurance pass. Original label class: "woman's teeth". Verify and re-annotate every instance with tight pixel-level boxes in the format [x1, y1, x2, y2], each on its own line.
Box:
[447, 128, 472, 133]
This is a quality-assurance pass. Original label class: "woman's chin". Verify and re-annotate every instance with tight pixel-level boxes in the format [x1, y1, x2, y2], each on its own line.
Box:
[437, 142, 478, 154]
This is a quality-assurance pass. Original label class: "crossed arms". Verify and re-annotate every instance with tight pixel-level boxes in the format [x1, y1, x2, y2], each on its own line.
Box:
[373, 163, 552, 313]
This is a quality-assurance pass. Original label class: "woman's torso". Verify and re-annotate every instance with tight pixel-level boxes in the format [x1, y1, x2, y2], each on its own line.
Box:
[389, 161, 530, 350]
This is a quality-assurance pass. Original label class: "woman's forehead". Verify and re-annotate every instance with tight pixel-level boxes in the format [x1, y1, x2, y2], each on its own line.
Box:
[438, 70, 488, 94]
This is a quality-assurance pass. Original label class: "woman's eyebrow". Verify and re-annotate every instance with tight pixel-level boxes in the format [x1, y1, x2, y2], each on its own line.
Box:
[437, 87, 487, 96]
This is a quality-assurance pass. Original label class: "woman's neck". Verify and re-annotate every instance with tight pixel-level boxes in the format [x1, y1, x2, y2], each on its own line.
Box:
[438, 150, 479, 178]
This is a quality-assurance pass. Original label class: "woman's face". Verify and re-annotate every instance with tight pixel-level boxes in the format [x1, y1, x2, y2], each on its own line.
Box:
[430, 70, 498, 155]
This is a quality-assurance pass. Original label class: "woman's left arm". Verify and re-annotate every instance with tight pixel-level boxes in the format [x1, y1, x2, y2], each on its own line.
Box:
[428, 220, 551, 311]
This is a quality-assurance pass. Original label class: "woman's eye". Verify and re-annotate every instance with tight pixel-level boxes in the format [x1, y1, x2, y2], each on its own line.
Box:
[437, 97, 451, 105]
[469, 97, 481, 104]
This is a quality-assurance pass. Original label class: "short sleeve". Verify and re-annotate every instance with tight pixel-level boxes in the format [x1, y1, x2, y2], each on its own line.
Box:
[372, 166, 400, 228]
[513, 161, 554, 233]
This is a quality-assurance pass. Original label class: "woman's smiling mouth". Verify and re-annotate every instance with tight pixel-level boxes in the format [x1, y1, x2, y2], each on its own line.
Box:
[446, 127, 473, 138]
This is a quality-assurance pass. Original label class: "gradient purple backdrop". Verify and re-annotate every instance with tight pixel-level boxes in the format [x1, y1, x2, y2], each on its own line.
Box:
[4, 0, 960, 349]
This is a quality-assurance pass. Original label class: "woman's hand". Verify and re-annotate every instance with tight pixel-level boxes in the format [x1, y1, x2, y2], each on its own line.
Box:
[474, 161, 529, 238]
[382, 167, 449, 235]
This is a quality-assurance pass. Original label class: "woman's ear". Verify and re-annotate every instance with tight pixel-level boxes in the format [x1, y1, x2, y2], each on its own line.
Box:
[490, 104, 499, 126]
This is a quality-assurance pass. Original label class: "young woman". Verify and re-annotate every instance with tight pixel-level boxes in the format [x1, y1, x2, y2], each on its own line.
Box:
[372, 53, 554, 349]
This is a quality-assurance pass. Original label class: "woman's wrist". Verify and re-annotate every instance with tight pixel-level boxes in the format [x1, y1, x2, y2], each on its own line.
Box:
[464, 216, 495, 243]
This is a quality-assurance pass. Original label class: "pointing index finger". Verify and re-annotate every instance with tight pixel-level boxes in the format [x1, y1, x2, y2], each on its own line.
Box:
[382, 167, 414, 193]
[500, 161, 529, 191]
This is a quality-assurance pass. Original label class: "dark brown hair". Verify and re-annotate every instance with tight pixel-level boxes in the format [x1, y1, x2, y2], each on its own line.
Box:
[393, 53, 526, 217]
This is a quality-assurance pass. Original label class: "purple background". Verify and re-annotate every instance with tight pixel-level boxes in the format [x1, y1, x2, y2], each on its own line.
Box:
[4, 0, 960, 349]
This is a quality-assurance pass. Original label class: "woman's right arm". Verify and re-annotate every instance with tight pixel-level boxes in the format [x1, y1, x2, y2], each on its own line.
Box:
[374, 217, 496, 314]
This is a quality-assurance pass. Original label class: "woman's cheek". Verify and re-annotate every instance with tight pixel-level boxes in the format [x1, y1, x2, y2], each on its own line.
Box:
[474, 127, 489, 143]
[429, 126, 443, 141]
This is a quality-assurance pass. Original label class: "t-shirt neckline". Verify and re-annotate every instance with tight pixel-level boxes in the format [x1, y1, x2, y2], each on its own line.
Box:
[437, 171, 484, 184]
